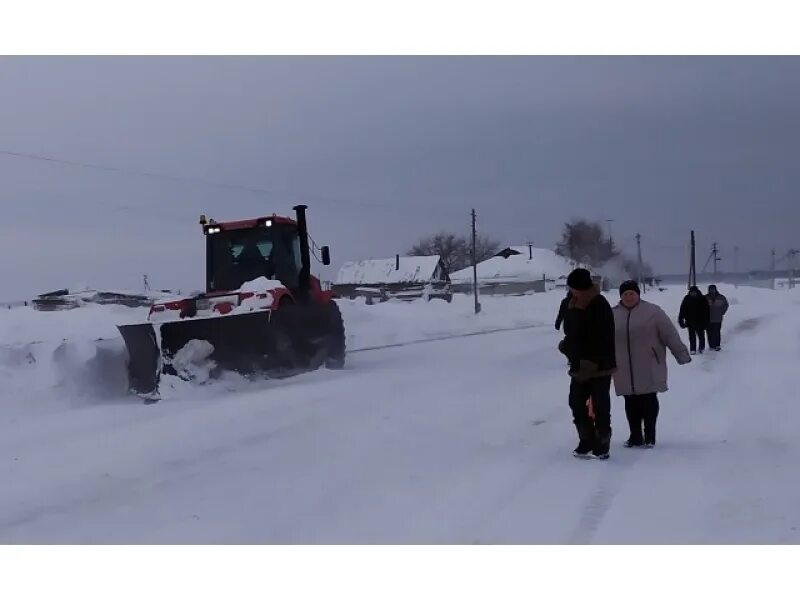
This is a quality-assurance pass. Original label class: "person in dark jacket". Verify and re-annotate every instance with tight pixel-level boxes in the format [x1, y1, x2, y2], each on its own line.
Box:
[705, 284, 729, 351]
[558, 268, 616, 459]
[678, 285, 710, 354]
[554, 290, 572, 331]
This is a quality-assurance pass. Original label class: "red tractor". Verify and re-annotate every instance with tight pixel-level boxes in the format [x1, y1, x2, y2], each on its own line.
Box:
[118, 205, 345, 400]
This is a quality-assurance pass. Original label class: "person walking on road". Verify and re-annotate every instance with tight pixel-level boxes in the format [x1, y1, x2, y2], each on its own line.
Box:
[705, 284, 729, 351]
[558, 268, 616, 460]
[613, 280, 691, 448]
[678, 285, 710, 354]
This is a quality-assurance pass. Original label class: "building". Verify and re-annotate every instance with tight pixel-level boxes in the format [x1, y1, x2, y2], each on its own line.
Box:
[333, 255, 452, 302]
[450, 245, 582, 296]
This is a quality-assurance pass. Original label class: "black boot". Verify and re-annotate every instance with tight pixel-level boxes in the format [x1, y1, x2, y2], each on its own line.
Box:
[643, 394, 659, 448]
[592, 428, 611, 459]
[573, 423, 594, 458]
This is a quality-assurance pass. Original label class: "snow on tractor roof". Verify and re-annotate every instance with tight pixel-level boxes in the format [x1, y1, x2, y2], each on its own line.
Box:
[335, 256, 443, 285]
[450, 246, 581, 284]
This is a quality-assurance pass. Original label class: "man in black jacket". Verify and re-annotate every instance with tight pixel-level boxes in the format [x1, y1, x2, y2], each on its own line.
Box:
[554, 290, 572, 331]
[678, 286, 710, 354]
[558, 268, 616, 459]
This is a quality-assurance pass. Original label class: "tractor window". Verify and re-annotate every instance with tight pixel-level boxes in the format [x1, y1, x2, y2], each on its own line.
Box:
[293, 236, 303, 273]
[230, 240, 274, 261]
[206, 223, 301, 293]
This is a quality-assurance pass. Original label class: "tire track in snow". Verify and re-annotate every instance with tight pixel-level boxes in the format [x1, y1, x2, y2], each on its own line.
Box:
[348, 323, 542, 353]
[565, 455, 644, 544]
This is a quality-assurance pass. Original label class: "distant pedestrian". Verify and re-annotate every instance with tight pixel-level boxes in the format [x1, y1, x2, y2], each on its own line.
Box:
[558, 268, 616, 459]
[705, 284, 729, 351]
[678, 286, 710, 354]
[554, 290, 572, 331]
[612, 280, 691, 448]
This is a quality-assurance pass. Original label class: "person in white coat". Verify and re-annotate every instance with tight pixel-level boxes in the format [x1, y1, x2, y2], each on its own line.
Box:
[612, 281, 691, 448]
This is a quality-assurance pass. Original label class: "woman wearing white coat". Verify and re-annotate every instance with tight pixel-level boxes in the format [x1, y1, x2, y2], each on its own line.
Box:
[612, 281, 691, 447]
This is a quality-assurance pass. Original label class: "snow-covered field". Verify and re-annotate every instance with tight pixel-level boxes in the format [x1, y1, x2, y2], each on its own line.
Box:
[0, 285, 798, 543]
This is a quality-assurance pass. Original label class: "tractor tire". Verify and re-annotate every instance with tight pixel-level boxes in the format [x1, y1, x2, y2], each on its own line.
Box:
[325, 300, 346, 370]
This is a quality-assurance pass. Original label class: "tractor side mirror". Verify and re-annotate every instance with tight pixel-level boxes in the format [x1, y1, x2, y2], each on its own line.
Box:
[321, 246, 331, 266]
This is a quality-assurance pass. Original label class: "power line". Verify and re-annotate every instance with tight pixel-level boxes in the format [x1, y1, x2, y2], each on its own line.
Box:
[0, 147, 466, 219]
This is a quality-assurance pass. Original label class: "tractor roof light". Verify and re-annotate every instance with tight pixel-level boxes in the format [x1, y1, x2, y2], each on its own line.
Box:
[206, 226, 222, 235]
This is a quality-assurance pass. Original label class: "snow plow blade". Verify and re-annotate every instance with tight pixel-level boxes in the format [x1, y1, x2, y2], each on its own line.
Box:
[117, 322, 161, 398]
[118, 303, 345, 400]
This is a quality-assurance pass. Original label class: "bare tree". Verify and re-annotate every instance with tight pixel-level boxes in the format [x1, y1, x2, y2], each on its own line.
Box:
[555, 219, 619, 266]
[409, 232, 500, 273]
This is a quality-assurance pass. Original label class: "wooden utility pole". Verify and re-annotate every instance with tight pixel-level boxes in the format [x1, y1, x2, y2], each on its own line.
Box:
[606, 219, 615, 247]
[771, 249, 776, 290]
[636, 233, 644, 293]
[712, 242, 720, 277]
[471, 209, 481, 314]
[688, 230, 697, 289]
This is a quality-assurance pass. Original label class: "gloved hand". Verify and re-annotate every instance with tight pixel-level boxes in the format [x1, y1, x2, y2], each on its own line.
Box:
[558, 339, 567, 355]
[570, 359, 599, 382]
[679, 319, 687, 329]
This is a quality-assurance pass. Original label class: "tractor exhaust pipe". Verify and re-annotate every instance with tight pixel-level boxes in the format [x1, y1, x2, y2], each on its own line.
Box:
[293, 204, 311, 292]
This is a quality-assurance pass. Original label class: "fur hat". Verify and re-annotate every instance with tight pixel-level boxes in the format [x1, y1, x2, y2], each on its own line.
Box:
[567, 268, 594, 291]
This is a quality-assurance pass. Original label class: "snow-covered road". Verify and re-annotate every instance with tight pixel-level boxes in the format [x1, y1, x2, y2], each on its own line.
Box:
[1, 286, 798, 543]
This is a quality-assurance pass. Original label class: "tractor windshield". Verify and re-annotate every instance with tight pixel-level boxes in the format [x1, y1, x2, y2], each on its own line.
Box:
[206, 223, 301, 292]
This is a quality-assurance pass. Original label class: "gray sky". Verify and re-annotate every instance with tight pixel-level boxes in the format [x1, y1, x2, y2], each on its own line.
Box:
[1, 56, 799, 300]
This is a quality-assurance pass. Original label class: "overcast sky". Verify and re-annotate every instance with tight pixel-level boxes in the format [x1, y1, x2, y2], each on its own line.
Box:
[1, 56, 799, 300]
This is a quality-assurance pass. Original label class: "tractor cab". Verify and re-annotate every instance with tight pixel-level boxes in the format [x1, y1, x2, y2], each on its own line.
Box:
[200, 211, 330, 297]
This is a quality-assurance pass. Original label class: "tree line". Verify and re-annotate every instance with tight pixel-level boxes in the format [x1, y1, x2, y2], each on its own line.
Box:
[408, 218, 652, 277]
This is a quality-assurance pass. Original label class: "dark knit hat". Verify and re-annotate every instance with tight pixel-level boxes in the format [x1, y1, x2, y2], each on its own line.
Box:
[567, 268, 594, 291]
[619, 280, 641, 296]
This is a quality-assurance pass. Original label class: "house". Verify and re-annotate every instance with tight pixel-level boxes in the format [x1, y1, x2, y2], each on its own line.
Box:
[333, 255, 451, 302]
[31, 288, 174, 311]
[450, 245, 585, 296]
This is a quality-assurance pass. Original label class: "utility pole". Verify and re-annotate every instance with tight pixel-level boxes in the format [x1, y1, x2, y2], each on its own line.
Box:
[712, 242, 720, 277]
[143, 274, 150, 293]
[688, 230, 697, 289]
[471, 209, 481, 314]
[606, 219, 615, 247]
[734, 245, 739, 288]
[771, 249, 776, 290]
[635, 233, 644, 293]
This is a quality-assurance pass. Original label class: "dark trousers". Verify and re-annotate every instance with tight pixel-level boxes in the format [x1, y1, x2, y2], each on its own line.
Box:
[624, 393, 659, 444]
[569, 376, 612, 453]
[707, 322, 722, 349]
[687, 327, 706, 352]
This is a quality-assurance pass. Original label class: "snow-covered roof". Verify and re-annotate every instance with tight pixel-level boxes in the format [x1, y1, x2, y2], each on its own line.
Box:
[335, 256, 442, 285]
[450, 246, 580, 284]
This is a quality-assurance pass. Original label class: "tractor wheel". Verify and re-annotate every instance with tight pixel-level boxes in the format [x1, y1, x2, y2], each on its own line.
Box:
[325, 300, 346, 369]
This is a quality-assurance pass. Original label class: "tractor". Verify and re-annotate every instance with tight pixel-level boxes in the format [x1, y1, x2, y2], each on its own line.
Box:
[117, 205, 345, 401]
